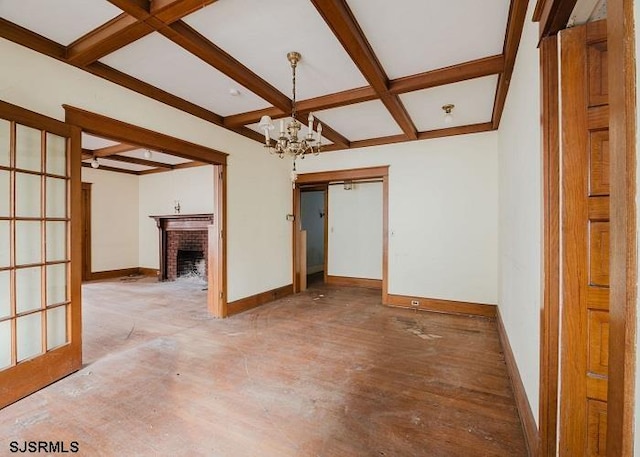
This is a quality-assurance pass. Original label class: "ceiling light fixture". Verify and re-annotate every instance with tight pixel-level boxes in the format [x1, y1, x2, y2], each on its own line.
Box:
[259, 52, 322, 161]
[90, 157, 100, 169]
[144, 149, 152, 159]
[229, 88, 240, 97]
[442, 104, 455, 124]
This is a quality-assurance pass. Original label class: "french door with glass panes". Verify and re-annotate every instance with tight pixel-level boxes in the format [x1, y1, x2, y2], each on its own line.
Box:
[0, 101, 81, 409]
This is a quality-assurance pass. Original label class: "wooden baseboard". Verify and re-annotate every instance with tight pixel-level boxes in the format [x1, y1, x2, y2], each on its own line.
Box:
[386, 294, 497, 318]
[325, 275, 382, 289]
[87, 267, 158, 281]
[496, 308, 539, 457]
[227, 284, 293, 316]
[138, 267, 159, 277]
[88, 267, 140, 281]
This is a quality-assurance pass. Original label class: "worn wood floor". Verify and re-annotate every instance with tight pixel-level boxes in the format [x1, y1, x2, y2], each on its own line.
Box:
[0, 277, 527, 456]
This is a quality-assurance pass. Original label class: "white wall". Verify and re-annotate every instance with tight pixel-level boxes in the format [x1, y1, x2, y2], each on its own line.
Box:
[138, 166, 215, 269]
[81, 167, 139, 272]
[301, 191, 325, 273]
[1, 38, 292, 302]
[497, 0, 541, 425]
[296, 132, 498, 305]
[328, 182, 383, 279]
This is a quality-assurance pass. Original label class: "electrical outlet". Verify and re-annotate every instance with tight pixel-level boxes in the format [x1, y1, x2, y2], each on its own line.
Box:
[411, 300, 420, 307]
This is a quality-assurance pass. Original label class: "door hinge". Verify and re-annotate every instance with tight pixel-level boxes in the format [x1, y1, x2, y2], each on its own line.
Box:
[219, 292, 223, 299]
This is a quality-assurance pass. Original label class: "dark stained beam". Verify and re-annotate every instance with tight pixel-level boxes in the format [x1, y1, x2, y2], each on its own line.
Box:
[492, 0, 530, 129]
[161, 22, 291, 112]
[417, 122, 495, 141]
[224, 86, 377, 127]
[294, 114, 350, 148]
[0, 18, 66, 59]
[321, 122, 496, 153]
[86, 62, 225, 127]
[310, 0, 417, 139]
[64, 104, 228, 165]
[297, 85, 378, 113]
[66, 14, 153, 66]
[92, 143, 141, 158]
[137, 160, 208, 175]
[103, 154, 173, 168]
[81, 161, 140, 175]
[389, 55, 505, 95]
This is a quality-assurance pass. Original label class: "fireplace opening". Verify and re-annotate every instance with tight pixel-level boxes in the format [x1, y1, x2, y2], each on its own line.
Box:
[177, 249, 205, 278]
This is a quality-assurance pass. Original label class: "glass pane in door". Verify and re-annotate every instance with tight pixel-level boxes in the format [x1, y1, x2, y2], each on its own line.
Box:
[46, 306, 67, 350]
[0, 270, 9, 319]
[46, 133, 66, 176]
[15, 125, 41, 172]
[0, 119, 9, 167]
[16, 312, 42, 362]
[15, 172, 41, 218]
[0, 320, 11, 370]
[0, 170, 9, 217]
[16, 267, 41, 314]
[46, 263, 67, 306]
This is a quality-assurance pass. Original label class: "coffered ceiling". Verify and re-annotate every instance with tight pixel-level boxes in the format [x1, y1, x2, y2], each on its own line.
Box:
[0, 0, 529, 154]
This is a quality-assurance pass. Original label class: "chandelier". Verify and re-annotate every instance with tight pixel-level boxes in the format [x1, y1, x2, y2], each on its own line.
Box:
[259, 52, 322, 159]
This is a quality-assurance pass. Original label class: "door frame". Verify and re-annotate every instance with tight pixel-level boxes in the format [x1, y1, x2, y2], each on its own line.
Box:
[536, 0, 637, 454]
[63, 105, 229, 318]
[81, 182, 92, 281]
[299, 185, 329, 284]
[292, 166, 389, 301]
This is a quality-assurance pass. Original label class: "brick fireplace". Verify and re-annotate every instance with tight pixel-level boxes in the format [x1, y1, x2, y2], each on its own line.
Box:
[150, 214, 214, 281]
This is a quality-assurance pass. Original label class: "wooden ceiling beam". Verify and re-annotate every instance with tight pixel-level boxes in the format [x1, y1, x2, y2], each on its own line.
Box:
[297, 85, 378, 113]
[92, 142, 141, 158]
[151, 0, 216, 24]
[103, 154, 173, 168]
[66, 14, 154, 66]
[389, 55, 505, 95]
[81, 161, 140, 175]
[310, 0, 417, 139]
[0, 18, 66, 59]
[492, 0, 529, 129]
[86, 62, 225, 126]
[105, 0, 151, 19]
[161, 22, 292, 112]
[293, 114, 350, 148]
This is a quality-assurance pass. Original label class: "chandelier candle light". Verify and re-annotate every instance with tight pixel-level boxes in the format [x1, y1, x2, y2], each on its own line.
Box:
[259, 52, 322, 185]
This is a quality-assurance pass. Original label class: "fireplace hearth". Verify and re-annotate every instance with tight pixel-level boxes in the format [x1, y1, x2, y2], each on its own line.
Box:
[150, 214, 214, 281]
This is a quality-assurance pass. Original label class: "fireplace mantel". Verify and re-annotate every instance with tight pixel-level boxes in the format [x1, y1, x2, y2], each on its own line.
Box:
[150, 214, 214, 281]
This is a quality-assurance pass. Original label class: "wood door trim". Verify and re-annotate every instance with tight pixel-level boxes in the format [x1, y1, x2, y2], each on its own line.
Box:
[293, 166, 389, 302]
[539, 34, 560, 457]
[606, 0, 637, 453]
[81, 182, 92, 281]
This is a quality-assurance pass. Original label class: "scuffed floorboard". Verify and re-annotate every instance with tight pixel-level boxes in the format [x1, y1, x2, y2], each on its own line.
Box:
[0, 278, 527, 456]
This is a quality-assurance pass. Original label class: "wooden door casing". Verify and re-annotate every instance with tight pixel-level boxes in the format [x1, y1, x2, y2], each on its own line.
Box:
[559, 20, 609, 456]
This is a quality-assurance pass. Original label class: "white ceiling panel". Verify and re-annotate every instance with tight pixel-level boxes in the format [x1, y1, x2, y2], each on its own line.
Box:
[183, 0, 368, 100]
[246, 118, 333, 146]
[119, 149, 190, 165]
[346, 0, 510, 79]
[0, 0, 122, 45]
[399, 75, 499, 132]
[315, 101, 403, 142]
[83, 158, 151, 172]
[100, 33, 271, 116]
[81, 133, 119, 150]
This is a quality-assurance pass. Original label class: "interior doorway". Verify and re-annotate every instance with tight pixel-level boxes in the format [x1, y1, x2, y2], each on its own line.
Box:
[300, 186, 327, 288]
[64, 105, 228, 319]
[293, 166, 389, 302]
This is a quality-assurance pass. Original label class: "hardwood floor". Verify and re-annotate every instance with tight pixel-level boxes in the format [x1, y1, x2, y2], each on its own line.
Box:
[0, 278, 527, 456]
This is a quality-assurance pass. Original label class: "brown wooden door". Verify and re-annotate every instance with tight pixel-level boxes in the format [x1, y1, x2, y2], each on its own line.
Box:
[0, 103, 82, 409]
[559, 20, 609, 456]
